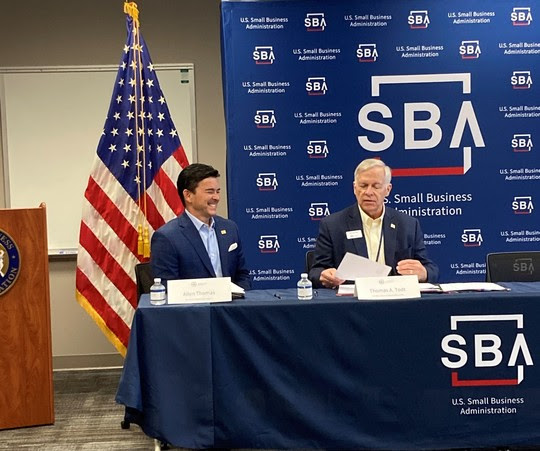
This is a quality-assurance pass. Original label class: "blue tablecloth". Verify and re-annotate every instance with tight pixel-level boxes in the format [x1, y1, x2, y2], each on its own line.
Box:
[116, 282, 540, 449]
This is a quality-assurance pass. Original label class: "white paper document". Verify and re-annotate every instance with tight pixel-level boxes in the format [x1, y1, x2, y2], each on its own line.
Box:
[335, 252, 391, 280]
[419, 283, 443, 293]
[231, 282, 245, 293]
[337, 284, 355, 296]
[438, 282, 509, 292]
[231, 281, 245, 298]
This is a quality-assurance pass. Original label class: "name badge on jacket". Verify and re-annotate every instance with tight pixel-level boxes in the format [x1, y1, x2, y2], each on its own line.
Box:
[346, 230, 363, 239]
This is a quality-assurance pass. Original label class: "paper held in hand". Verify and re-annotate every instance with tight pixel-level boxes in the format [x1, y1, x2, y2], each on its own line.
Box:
[168, 277, 240, 304]
[335, 252, 391, 280]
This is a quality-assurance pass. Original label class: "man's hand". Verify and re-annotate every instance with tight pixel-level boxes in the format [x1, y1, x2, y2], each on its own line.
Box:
[320, 268, 346, 288]
[396, 259, 428, 282]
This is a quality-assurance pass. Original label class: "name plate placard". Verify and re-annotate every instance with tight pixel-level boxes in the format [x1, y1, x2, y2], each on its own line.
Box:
[354, 275, 421, 301]
[167, 277, 232, 304]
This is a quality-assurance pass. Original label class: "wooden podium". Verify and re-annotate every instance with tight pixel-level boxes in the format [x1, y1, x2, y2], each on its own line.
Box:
[0, 204, 54, 429]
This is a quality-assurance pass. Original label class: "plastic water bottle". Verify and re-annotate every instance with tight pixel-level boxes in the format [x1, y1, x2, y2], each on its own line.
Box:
[297, 273, 313, 300]
[150, 278, 166, 305]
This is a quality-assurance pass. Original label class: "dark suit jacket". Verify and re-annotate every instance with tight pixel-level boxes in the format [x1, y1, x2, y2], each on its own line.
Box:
[308, 204, 438, 287]
[150, 213, 251, 290]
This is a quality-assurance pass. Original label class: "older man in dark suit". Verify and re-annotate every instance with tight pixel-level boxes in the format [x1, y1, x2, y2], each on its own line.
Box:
[309, 158, 438, 288]
[151, 163, 251, 290]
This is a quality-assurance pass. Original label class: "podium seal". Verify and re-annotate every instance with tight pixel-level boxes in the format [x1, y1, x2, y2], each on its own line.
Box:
[0, 229, 21, 296]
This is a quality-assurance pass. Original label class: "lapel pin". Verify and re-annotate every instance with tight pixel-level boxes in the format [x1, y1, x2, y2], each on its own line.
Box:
[221, 229, 227, 235]
[391, 223, 396, 229]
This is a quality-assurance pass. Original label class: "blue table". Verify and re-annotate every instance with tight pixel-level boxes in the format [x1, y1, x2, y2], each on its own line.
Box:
[116, 283, 540, 449]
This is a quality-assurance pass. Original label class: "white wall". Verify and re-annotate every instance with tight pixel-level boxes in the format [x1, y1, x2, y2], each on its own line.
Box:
[0, 0, 226, 367]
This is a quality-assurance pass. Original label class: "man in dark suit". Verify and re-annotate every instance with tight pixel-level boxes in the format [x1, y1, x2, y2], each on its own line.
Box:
[309, 158, 438, 288]
[151, 163, 251, 290]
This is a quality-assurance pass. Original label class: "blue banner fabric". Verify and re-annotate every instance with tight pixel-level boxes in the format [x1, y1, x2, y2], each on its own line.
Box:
[222, 0, 539, 288]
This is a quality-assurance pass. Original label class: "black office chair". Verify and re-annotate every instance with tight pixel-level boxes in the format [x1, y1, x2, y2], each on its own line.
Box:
[486, 251, 540, 282]
[305, 250, 316, 273]
[134, 262, 154, 302]
[121, 262, 153, 432]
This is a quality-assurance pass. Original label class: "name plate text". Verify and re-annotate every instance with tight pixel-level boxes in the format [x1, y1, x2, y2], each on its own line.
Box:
[168, 277, 232, 304]
[354, 275, 420, 301]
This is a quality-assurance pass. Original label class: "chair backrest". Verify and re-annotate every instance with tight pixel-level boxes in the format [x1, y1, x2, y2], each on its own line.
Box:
[486, 251, 540, 282]
[135, 262, 154, 302]
[305, 250, 316, 274]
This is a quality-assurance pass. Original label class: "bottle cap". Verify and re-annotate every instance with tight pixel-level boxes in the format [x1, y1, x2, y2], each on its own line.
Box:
[301, 273, 308, 278]
[154, 277, 161, 283]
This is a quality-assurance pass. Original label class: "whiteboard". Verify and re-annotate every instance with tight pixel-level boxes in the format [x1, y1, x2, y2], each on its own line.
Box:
[0, 65, 196, 254]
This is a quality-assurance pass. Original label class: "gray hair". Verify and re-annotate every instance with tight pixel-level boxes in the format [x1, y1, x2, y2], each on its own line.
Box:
[354, 158, 392, 185]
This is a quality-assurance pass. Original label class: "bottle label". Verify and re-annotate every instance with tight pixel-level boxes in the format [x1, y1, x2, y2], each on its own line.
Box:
[297, 287, 313, 299]
[150, 290, 166, 301]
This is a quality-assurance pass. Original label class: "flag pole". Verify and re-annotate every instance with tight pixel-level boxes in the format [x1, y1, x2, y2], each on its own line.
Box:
[124, 2, 150, 258]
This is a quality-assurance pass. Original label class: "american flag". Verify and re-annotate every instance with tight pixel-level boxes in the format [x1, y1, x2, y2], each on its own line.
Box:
[76, 3, 188, 355]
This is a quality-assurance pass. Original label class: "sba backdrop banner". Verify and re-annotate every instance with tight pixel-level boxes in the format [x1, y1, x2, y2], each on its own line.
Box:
[221, 0, 539, 288]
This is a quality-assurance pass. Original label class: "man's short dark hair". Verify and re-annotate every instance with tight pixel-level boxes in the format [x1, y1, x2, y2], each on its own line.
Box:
[177, 163, 220, 206]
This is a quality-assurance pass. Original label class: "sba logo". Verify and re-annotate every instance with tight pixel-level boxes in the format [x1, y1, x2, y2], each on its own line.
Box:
[511, 71, 533, 89]
[254, 110, 276, 128]
[461, 228, 483, 247]
[511, 7, 532, 26]
[408, 10, 430, 29]
[305, 13, 326, 31]
[357, 73, 485, 176]
[253, 46, 275, 64]
[460, 40, 481, 59]
[512, 134, 533, 152]
[306, 77, 328, 95]
[307, 140, 329, 158]
[514, 258, 535, 275]
[512, 196, 534, 214]
[441, 314, 533, 386]
[309, 202, 330, 220]
[357, 44, 378, 62]
[256, 172, 278, 191]
[258, 235, 280, 253]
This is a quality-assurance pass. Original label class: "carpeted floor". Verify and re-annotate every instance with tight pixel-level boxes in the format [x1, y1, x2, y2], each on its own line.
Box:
[0, 368, 527, 451]
[0, 368, 162, 450]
